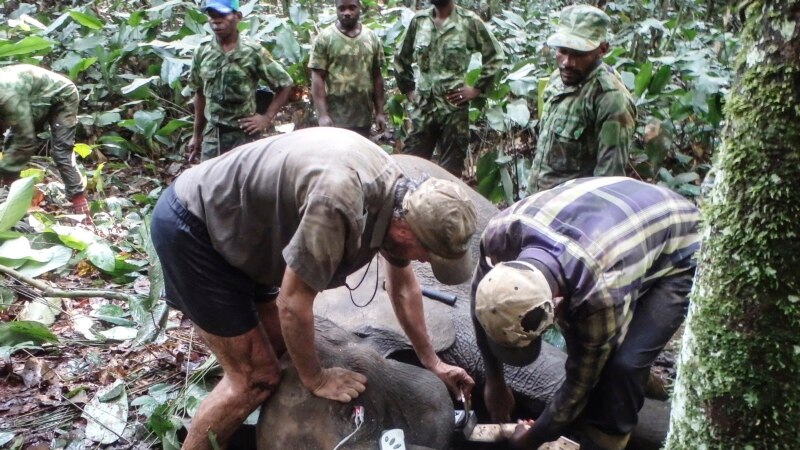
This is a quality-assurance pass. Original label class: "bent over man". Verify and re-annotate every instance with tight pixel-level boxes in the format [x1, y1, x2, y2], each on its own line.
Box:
[472, 177, 699, 450]
[0, 64, 88, 213]
[528, 5, 636, 193]
[151, 128, 476, 450]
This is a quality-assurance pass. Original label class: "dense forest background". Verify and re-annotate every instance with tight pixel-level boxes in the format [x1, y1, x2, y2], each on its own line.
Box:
[0, 0, 737, 448]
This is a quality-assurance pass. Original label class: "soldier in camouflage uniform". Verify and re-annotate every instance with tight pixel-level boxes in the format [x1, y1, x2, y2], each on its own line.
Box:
[308, 0, 386, 137]
[0, 64, 89, 214]
[393, 0, 504, 176]
[527, 4, 636, 194]
[188, 0, 294, 161]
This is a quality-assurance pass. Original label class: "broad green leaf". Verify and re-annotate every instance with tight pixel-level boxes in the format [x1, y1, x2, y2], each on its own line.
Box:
[0, 177, 35, 233]
[648, 65, 672, 96]
[51, 225, 97, 251]
[0, 321, 58, 346]
[84, 379, 128, 444]
[485, 105, 507, 132]
[634, 62, 653, 98]
[273, 27, 302, 64]
[499, 167, 514, 204]
[464, 52, 482, 87]
[156, 119, 192, 137]
[506, 99, 530, 127]
[288, 4, 309, 25]
[17, 246, 73, 278]
[86, 242, 116, 273]
[120, 76, 158, 96]
[73, 143, 93, 158]
[68, 11, 104, 30]
[0, 237, 36, 260]
[0, 36, 52, 58]
[68, 57, 97, 79]
[19, 168, 44, 182]
[674, 172, 700, 184]
[0, 432, 14, 446]
[133, 110, 165, 139]
[99, 326, 138, 341]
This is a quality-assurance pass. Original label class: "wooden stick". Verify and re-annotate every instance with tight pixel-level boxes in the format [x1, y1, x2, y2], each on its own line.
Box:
[0, 263, 138, 303]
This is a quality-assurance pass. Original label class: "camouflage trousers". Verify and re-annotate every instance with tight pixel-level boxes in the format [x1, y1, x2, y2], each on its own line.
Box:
[200, 125, 257, 161]
[401, 95, 469, 177]
[0, 87, 83, 197]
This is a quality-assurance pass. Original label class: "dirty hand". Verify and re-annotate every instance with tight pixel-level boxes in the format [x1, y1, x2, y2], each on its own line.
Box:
[318, 114, 334, 127]
[374, 112, 387, 134]
[239, 114, 272, 135]
[484, 377, 514, 422]
[431, 360, 475, 400]
[309, 367, 367, 403]
[509, 420, 535, 449]
[445, 86, 480, 107]
[186, 134, 201, 162]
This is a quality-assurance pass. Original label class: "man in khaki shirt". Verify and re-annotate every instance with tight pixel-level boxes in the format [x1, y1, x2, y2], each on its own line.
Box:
[151, 128, 477, 450]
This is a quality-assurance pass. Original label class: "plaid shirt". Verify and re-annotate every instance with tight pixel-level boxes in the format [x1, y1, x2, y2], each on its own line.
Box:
[473, 177, 699, 433]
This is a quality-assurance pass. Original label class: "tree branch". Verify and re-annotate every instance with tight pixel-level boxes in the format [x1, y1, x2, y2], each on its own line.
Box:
[0, 264, 138, 303]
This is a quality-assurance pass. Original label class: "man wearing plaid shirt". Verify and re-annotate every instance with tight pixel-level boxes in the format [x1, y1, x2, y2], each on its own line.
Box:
[471, 177, 700, 450]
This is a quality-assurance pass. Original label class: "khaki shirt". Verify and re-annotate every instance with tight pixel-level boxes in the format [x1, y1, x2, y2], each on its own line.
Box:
[174, 128, 405, 292]
[528, 64, 637, 193]
[308, 24, 383, 128]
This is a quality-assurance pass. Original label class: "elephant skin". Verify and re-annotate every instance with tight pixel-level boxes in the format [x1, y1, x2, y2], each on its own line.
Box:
[257, 319, 451, 450]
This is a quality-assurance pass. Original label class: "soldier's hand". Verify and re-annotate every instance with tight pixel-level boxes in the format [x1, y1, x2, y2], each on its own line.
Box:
[187, 135, 200, 162]
[446, 86, 481, 107]
[308, 367, 367, 403]
[240, 114, 271, 136]
[374, 113, 387, 134]
[318, 114, 334, 128]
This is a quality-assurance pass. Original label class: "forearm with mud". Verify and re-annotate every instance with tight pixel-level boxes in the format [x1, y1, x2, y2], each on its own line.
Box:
[191, 90, 207, 141]
[276, 275, 324, 389]
[372, 64, 385, 117]
[310, 69, 330, 120]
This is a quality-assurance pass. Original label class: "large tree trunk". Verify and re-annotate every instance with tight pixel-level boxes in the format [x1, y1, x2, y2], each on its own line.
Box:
[665, 2, 800, 448]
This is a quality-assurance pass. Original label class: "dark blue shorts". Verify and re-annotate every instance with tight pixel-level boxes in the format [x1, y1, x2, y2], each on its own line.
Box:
[150, 185, 278, 337]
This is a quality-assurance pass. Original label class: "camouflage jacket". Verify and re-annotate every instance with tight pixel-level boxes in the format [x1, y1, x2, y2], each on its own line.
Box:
[528, 63, 637, 194]
[0, 64, 77, 155]
[308, 24, 383, 128]
[393, 5, 504, 99]
[190, 35, 293, 129]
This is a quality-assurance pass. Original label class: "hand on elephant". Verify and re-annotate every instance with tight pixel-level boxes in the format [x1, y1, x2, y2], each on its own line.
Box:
[431, 360, 475, 400]
[485, 377, 515, 422]
[309, 367, 367, 403]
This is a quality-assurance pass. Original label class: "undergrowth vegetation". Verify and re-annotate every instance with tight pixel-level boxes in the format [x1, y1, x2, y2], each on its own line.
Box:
[0, 0, 736, 447]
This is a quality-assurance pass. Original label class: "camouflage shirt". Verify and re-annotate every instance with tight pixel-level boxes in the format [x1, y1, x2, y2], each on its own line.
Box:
[189, 35, 293, 129]
[0, 64, 77, 155]
[393, 5, 504, 97]
[528, 63, 636, 194]
[308, 24, 383, 128]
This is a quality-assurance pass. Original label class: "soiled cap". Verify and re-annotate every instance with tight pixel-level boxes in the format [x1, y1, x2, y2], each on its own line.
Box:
[546, 4, 610, 52]
[474, 261, 554, 366]
[403, 178, 477, 285]
[203, 0, 240, 14]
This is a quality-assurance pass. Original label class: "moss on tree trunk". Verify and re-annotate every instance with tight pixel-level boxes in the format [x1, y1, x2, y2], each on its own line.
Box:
[665, 2, 800, 448]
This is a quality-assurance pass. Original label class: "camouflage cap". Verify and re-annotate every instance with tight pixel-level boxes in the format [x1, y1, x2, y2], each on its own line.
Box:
[474, 261, 554, 366]
[203, 0, 239, 14]
[402, 178, 477, 285]
[546, 4, 610, 52]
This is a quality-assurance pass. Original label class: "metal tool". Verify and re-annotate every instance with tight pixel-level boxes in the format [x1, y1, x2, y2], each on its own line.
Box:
[453, 387, 477, 441]
[420, 287, 458, 306]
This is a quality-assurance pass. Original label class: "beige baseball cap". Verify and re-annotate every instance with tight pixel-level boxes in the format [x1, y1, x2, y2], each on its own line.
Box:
[474, 261, 554, 366]
[546, 4, 611, 52]
[403, 178, 477, 285]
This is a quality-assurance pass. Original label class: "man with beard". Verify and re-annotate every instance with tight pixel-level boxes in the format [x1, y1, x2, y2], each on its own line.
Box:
[393, 0, 504, 176]
[527, 4, 636, 194]
[308, 0, 386, 137]
[187, 0, 294, 161]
